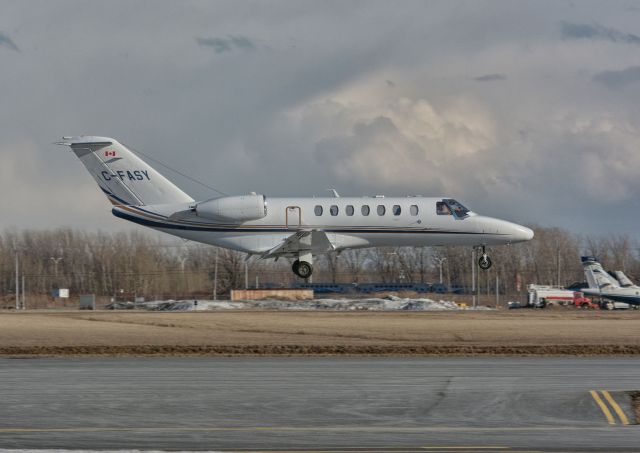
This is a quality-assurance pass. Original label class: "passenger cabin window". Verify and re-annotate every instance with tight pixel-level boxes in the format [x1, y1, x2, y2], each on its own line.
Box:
[377, 205, 386, 216]
[314, 205, 323, 216]
[410, 205, 419, 216]
[361, 205, 370, 216]
[392, 205, 401, 216]
[330, 205, 339, 216]
[346, 205, 354, 216]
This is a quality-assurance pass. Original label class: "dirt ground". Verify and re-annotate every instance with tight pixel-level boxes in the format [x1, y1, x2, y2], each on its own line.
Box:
[1, 309, 639, 356]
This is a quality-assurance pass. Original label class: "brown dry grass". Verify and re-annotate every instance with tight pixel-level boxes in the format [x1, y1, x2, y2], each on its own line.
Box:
[1, 309, 639, 356]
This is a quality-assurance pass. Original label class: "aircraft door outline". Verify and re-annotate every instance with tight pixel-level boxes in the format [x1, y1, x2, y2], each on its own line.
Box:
[285, 206, 302, 230]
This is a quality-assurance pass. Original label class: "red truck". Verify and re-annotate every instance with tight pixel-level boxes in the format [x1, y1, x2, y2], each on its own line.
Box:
[527, 285, 597, 309]
[572, 292, 598, 309]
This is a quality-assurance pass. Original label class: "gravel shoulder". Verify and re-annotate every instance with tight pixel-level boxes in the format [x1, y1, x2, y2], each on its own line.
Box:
[1, 309, 639, 356]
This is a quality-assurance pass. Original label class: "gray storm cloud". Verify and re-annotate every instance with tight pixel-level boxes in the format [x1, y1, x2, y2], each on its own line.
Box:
[1, 0, 640, 236]
[473, 74, 506, 82]
[593, 66, 640, 89]
[0, 31, 19, 51]
[561, 21, 640, 44]
[196, 35, 256, 53]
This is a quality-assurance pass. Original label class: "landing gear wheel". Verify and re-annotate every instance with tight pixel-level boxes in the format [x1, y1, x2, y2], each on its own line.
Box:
[292, 260, 313, 279]
[478, 254, 492, 270]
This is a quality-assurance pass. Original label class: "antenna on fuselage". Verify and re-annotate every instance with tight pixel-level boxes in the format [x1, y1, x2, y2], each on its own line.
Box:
[327, 189, 340, 198]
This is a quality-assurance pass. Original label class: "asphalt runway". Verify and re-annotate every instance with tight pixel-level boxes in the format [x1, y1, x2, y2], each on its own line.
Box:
[0, 357, 638, 452]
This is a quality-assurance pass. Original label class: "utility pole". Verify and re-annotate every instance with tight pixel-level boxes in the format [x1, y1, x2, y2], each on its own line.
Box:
[434, 257, 447, 284]
[487, 268, 490, 299]
[15, 251, 19, 310]
[471, 248, 476, 308]
[21, 275, 26, 310]
[556, 247, 561, 287]
[213, 248, 219, 300]
[244, 261, 249, 289]
[495, 275, 500, 309]
[49, 256, 63, 291]
[50, 256, 63, 276]
[476, 261, 480, 308]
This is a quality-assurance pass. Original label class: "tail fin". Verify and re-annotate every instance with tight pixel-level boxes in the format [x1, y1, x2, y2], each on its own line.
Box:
[58, 136, 194, 206]
[613, 270, 635, 288]
[581, 256, 620, 290]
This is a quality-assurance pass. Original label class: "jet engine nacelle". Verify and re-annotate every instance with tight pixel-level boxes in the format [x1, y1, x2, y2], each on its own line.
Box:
[195, 194, 267, 222]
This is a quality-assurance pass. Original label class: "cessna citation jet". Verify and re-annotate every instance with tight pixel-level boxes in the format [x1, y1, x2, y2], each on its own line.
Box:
[58, 136, 534, 278]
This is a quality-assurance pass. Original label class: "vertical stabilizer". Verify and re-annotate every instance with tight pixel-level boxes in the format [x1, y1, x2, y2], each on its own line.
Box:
[581, 256, 620, 289]
[58, 136, 194, 206]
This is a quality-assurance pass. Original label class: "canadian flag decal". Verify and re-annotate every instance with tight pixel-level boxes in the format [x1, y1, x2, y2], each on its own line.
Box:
[105, 150, 117, 157]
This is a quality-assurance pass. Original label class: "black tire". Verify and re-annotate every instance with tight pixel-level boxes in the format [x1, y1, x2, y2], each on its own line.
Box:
[478, 255, 492, 270]
[292, 260, 300, 275]
[295, 261, 313, 279]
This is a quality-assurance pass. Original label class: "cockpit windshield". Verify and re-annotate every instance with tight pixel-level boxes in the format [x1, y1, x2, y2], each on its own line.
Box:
[436, 199, 470, 219]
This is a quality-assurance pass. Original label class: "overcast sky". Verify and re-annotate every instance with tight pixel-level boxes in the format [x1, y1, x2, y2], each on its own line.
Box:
[2, 0, 640, 235]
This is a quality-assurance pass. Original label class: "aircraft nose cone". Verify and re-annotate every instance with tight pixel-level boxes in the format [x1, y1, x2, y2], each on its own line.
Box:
[511, 224, 534, 242]
[473, 216, 534, 244]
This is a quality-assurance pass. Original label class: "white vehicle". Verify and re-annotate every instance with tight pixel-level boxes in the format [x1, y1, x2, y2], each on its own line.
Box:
[58, 136, 534, 278]
[527, 284, 581, 308]
[581, 257, 637, 307]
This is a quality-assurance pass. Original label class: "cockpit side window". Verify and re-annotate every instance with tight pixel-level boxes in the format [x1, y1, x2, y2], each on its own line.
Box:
[436, 201, 451, 216]
[444, 199, 470, 219]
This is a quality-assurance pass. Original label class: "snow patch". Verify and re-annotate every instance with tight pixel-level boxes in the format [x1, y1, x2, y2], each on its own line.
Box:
[135, 296, 490, 311]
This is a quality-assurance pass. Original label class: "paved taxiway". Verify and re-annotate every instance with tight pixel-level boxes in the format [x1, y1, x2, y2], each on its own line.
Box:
[0, 357, 638, 452]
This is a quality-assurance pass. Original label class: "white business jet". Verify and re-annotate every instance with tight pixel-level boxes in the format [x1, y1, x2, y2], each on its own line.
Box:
[581, 256, 640, 306]
[58, 136, 534, 278]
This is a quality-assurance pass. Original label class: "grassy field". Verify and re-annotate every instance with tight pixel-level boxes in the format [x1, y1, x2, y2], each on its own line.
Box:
[1, 309, 639, 356]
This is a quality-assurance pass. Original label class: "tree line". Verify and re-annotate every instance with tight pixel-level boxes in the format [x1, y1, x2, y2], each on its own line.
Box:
[0, 226, 637, 300]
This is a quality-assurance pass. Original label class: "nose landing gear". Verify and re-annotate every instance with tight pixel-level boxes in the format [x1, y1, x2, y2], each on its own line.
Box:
[477, 246, 492, 270]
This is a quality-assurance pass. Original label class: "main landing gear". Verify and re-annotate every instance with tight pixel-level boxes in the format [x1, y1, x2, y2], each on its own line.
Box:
[292, 259, 313, 279]
[477, 246, 492, 270]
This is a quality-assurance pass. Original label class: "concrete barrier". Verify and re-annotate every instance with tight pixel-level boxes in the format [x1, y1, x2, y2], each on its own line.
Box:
[230, 289, 314, 301]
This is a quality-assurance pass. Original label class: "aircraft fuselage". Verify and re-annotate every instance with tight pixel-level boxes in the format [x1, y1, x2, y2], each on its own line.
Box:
[113, 196, 533, 255]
